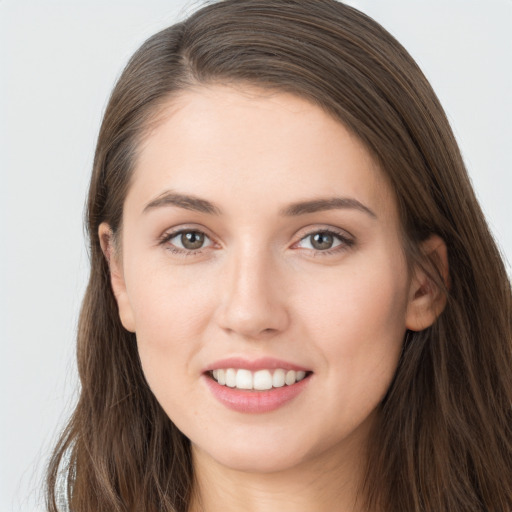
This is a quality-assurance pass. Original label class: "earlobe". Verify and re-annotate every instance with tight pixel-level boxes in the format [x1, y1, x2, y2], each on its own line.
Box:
[98, 222, 136, 333]
[405, 235, 449, 332]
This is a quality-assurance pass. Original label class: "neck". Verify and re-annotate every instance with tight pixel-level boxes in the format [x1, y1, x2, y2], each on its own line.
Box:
[188, 434, 369, 512]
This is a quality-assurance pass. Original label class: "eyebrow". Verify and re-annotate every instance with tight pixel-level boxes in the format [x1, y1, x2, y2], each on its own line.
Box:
[280, 197, 377, 218]
[143, 191, 222, 215]
[143, 190, 376, 219]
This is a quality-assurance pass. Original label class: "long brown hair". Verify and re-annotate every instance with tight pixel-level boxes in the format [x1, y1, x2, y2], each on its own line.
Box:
[46, 1, 512, 510]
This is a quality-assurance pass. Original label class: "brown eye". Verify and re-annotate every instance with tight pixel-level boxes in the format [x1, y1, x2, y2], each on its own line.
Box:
[296, 229, 353, 253]
[180, 231, 205, 250]
[310, 232, 334, 250]
[164, 229, 212, 252]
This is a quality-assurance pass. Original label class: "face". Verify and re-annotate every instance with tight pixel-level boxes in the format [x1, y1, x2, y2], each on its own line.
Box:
[105, 85, 434, 475]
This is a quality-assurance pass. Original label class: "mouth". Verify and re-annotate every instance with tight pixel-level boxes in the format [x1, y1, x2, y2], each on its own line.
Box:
[203, 357, 313, 412]
[208, 368, 311, 391]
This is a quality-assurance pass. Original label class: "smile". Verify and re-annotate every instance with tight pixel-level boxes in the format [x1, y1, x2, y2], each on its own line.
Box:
[211, 368, 308, 390]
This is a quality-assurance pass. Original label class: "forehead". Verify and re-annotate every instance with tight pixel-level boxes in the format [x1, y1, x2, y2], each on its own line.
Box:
[128, 85, 396, 219]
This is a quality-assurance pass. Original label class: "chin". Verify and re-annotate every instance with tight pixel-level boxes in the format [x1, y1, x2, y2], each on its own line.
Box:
[192, 433, 311, 474]
[211, 450, 305, 474]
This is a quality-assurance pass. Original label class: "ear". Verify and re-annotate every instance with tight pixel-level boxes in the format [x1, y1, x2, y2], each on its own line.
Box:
[98, 222, 136, 333]
[405, 235, 449, 332]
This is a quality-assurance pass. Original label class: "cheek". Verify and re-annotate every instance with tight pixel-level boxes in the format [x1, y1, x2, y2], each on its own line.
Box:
[297, 253, 409, 384]
[125, 263, 214, 392]
[292, 268, 408, 438]
[128, 255, 213, 337]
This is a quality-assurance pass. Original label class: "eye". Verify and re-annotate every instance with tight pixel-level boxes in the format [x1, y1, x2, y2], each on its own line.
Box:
[296, 229, 353, 252]
[162, 229, 213, 252]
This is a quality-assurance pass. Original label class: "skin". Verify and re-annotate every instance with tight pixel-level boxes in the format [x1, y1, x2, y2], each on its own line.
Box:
[101, 85, 445, 512]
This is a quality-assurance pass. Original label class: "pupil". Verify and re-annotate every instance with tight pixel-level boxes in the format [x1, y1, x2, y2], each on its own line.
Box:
[311, 232, 333, 250]
[181, 231, 204, 249]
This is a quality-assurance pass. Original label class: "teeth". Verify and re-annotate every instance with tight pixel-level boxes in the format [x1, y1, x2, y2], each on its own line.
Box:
[272, 369, 285, 388]
[236, 369, 253, 390]
[225, 368, 236, 388]
[211, 368, 308, 390]
[253, 370, 272, 390]
[285, 370, 296, 386]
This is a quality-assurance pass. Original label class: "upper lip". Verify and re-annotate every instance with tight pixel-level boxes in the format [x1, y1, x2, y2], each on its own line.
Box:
[203, 357, 311, 373]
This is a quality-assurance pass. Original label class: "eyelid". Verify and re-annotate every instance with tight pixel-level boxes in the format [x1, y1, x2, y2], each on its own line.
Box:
[294, 224, 354, 241]
[292, 225, 355, 253]
[158, 225, 218, 253]
[157, 224, 354, 256]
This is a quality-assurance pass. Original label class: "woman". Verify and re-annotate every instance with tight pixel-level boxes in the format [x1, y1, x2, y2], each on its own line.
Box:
[46, 1, 512, 511]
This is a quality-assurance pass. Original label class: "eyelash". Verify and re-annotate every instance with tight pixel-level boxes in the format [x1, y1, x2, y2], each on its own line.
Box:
[158, 227, 355, 257]
[294, 228, 355, 256]
[158, 228, 214, 256]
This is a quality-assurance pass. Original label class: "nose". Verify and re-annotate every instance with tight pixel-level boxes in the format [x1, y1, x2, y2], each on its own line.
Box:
[215, 245, 290, 340]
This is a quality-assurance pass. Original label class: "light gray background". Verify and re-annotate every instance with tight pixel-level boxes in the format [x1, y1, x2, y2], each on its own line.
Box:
[1, 1, 510, 510]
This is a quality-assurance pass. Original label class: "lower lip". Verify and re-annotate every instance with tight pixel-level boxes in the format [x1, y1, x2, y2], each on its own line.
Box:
[203, 374, 311, 413]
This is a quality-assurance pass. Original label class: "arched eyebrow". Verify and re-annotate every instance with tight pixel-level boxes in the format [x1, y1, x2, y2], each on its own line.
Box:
[280, 197, 377, 218]
[143, 190, 376, 219]
[143, 191, 221, 215]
